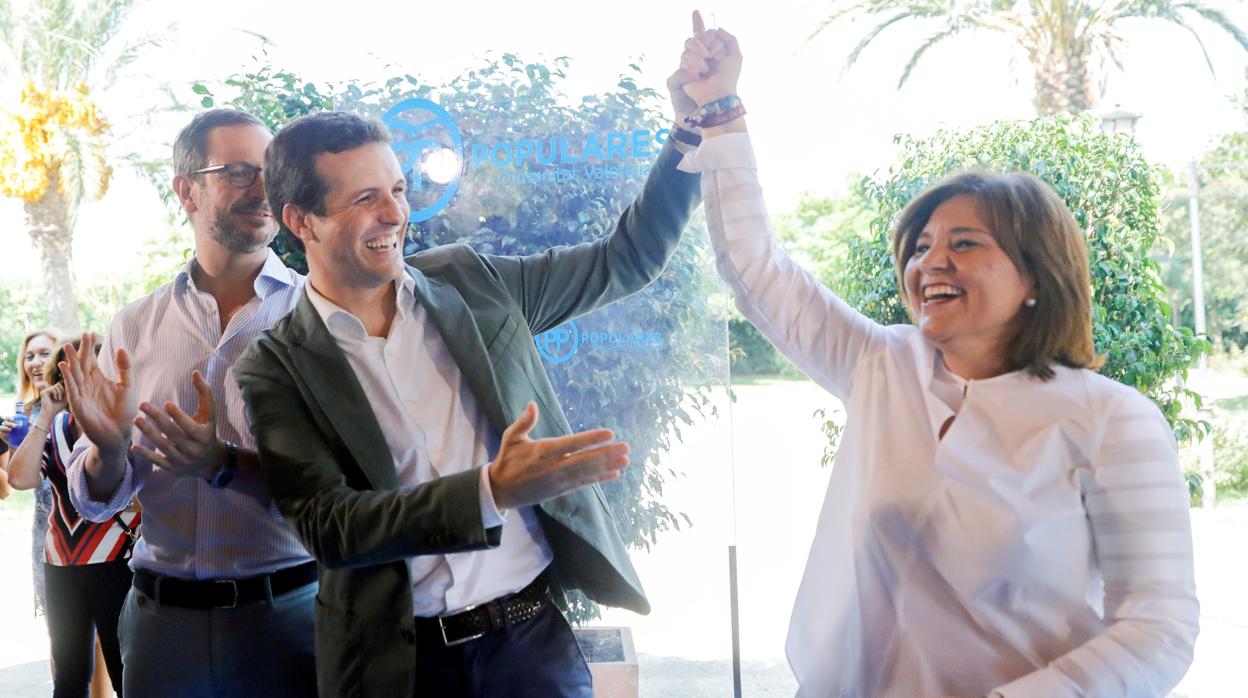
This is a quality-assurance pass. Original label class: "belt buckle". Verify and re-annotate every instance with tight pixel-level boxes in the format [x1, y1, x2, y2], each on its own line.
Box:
[438, 603, 487, 647]
[212, 579, 240, 609]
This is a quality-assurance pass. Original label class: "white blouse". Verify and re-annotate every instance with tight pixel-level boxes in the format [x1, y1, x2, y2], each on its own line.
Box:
[679, 133, 1198, 697]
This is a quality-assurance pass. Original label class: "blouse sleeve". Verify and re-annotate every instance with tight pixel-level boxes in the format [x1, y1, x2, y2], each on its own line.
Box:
[678, 133, 888, 400]
[993, 385, 1199, 697]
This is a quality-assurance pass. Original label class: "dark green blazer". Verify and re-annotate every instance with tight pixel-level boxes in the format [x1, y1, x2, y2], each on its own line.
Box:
[234, 141, 699, 697]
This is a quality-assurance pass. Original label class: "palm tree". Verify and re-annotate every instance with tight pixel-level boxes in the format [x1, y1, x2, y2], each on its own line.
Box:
[814, 1, 1248, 115]
[0, 0, 152, 333]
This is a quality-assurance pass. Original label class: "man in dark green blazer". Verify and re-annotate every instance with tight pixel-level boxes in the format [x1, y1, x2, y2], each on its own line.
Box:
[233, 106, 700, 696]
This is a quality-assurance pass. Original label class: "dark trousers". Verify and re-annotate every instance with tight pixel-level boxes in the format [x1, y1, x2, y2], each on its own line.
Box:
[119, 580, 316, 698]
[44, 559, 133, 698]
[414, 602, 593, 697]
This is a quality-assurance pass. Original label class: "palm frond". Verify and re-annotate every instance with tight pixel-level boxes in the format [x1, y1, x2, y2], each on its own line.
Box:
[1180, 4, 1248, 52]
[846, 10, 934, 68]
[898, 23, 973, 87]
[808, 0, 951, 44]
[1169, 11, 1218, 74]
[97, 26, 167, 90]
[1099, 30, 1128, 73]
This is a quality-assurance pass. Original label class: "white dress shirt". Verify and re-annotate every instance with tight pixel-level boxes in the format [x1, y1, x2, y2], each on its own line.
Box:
[681, 133, 1199, 697]
[67, 251, 313, 579]
[306, 275, 553, 616]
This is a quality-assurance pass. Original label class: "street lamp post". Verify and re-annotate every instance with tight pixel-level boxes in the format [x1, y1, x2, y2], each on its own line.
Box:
[1187, 161, 1217, 509]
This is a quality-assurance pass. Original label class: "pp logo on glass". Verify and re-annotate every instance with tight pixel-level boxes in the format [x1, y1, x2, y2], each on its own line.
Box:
[381, 98, 463, 223]
[535, 320, 579, 364]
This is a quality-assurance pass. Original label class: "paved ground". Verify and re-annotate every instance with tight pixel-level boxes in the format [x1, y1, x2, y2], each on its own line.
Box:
[1, 378, 1244, 696]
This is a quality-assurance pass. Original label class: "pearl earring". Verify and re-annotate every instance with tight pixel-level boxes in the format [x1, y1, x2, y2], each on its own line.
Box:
[1025, 298, 1037, 307]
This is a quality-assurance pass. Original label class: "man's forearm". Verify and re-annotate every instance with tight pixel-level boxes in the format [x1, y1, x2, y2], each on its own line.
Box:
[84, 444, 129, 501]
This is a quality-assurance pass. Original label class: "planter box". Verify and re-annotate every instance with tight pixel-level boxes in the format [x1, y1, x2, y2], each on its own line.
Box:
[574, 626, 638, 698]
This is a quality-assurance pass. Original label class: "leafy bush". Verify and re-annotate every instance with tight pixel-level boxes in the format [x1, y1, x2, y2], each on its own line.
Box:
[195, 55, 726, 621]
[840, 114, 1207, 443]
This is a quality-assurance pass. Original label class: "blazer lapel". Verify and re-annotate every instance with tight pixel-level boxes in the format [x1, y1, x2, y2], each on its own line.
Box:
[286, 290, 398, 490]
[405, 266, 511, 434]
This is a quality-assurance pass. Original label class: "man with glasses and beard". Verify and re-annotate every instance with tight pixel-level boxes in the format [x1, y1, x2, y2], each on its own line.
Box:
[63, 109, 316, 697]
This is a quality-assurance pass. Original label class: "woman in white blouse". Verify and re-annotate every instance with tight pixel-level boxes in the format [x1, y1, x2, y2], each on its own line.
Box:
[670, 25, 1198, 698]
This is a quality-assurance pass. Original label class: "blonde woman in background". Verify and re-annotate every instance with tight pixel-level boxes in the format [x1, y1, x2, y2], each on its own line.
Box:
[3, 329, 120, 698]
[8, 338, 139, 698]
[3, 328, 64, 618]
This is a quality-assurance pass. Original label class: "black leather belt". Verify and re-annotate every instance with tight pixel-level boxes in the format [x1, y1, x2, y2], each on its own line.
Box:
[415, 571, 550, 647]
[133, 561, 317, 609]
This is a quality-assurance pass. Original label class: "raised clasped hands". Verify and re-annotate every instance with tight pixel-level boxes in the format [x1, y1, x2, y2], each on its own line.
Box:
[488, 402, 630, 510]
[667, 10, 742, 119]
[61, 332, 137, 465]
[130, 370, 224, 480]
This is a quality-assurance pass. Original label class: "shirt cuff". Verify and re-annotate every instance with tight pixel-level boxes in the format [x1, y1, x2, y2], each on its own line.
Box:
[477, 464, 507, 529]
[991, 666, 1081, 697]
[67, 447, 135, 523]
[677, 131, 756, 173]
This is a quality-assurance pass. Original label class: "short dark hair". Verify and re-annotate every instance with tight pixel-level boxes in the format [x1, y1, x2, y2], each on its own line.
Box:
[173, 109, 268, 176]
[264, 112, 391, 250]
[892, 171, 1101, 381]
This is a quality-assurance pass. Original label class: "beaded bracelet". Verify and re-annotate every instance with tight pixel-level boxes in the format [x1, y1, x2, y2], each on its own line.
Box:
[684, 95, 746, 129]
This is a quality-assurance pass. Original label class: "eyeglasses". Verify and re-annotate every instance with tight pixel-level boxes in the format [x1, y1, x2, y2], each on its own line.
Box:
[185, 162, 262, 188]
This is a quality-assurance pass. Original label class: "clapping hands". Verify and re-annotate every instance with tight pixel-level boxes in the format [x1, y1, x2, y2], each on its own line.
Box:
[130, 370, 224, 480]
[61, 332, 223, 480]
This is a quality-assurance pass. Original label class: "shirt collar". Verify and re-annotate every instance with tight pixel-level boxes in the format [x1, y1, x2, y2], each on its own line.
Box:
[306, 271, 415, 339]
[254, 249, 301, 299]
[909, 329, 1030, 392]
[175, 249, 298, 299]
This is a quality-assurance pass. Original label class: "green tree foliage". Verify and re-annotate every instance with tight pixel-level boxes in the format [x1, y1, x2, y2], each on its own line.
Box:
[812, 0, 1248, 115]
[841, 113, 1207, 441]
[194, 55, 725, 621]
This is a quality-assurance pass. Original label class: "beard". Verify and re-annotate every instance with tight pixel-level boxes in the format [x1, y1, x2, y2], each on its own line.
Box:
[209, 198, 276, 254]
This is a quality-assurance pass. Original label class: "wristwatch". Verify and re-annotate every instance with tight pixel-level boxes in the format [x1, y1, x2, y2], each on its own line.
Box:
[208, 440, 239, 489]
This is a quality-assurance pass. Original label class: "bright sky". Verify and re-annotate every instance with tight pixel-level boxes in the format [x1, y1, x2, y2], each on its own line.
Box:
[3, 0, 1247, 286]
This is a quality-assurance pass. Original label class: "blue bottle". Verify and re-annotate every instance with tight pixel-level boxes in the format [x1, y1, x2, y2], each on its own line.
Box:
[9, 401, 29, 448]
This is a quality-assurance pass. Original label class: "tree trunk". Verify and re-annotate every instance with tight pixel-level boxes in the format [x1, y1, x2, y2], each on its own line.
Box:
[24, 171, 82, 335]
[1030, 43, 1095, 115]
